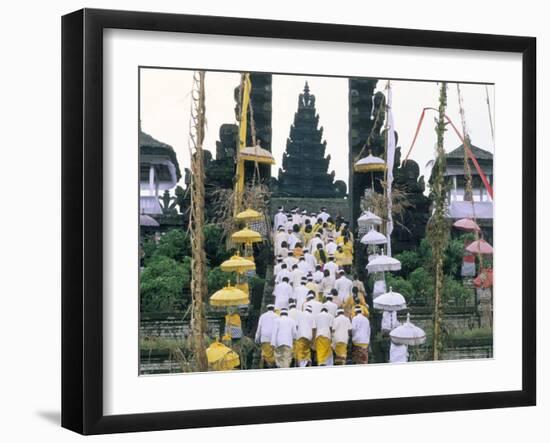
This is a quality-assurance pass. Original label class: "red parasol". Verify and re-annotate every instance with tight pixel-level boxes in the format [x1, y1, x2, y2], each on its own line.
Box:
[466, 239, 493, 255]
[453, 218, 481, 232]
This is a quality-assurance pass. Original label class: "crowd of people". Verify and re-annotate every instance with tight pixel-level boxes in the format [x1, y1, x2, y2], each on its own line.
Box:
[255, 206, 373, 368]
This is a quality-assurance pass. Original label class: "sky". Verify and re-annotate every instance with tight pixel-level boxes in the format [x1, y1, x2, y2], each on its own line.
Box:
[139, 68, 495, 188]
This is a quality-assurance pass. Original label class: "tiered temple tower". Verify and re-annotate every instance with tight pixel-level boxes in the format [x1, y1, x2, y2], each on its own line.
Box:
[275, 82, 346, 198]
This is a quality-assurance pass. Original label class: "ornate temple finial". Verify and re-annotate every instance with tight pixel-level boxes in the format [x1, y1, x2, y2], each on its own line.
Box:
[304, 81, 310, 94]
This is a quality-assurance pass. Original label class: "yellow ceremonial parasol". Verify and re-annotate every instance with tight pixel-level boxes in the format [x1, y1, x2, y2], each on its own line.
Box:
[206, 340, 240, 371]
[235, 281, 249, 296]
[231, 227, 263, 244]
[220, 254, 256, 273]
[240, 142, 276, 165]
[354, 151, 386, 173]
[235, 208, 263, 222]
[209, 283, 249, 307]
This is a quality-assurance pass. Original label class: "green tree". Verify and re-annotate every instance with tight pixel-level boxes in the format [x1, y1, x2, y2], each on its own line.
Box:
[207, 266, 236, 293]
[408, 267, 434, 302]
[385, 274, 414, 300]
[140, 256, 190, 313]
[395, 249, 421, 276]
[203, 224, 232, 266]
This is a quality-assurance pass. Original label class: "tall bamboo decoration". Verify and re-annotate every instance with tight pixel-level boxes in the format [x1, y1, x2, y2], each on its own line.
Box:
[188, 71, 208, 371]
[429, 82, 450, 360]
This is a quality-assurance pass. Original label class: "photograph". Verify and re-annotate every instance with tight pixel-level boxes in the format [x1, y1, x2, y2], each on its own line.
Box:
[138, 68, 494, 374]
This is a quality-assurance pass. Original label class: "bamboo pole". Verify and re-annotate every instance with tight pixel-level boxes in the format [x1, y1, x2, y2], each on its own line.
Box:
[189, 71, 208, 371]
[431, 82, 449, 361]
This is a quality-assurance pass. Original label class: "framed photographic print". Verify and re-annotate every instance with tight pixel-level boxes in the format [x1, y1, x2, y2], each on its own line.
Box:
[61, 8, 536, 435]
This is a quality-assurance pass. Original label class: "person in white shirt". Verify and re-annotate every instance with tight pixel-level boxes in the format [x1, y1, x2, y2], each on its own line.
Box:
[275, 263, 291, 285]
[335, 271, 353, 307]
[308, 232, 324, 254]
[389, 341, 409, 363]
[351, 307, 371, 364]
[305, 275, 320, 301]
[291, 208, 302, 226]
[314, 307, 334, 366]
[274, 227, 288, 257]
[303, 250, 317, 272]
[254, 304, 278, 368]
[312, 265, 324, 284]
[297, 256, 310, 274]
[288, 302, 302, 324]
[303, 291, 323, 318]
[325, 238, 337, 256]
[318, 208, 330, 223]
[283, 251, 299, 269]
[320, 269, 335, 299]
[274, 207, 287, 233]
[270, 308, 297, 368]
[295, 305, 316, 367]
[273, 256, 284, 277]
[293, 278, 309, 310]
[332, 308, 352, 365]
[290, 264, 304, 288]
[323, 293, 338, 317]
[273, 277, 292, 311]
[287, 230, 300, 250]
[324, 255, 338, 279]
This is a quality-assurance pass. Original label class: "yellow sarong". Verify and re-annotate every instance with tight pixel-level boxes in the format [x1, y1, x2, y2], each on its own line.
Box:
[294, 337, 311, 363]
[261, 342, 275, 366]
[334, 342, 347, 364]
[315, 336, 332, 365]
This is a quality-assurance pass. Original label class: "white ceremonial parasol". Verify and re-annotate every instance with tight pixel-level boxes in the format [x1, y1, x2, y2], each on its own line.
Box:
[357, 210, 382, 227]
[366, 255, 401, 273]
[140, 214, 160, 227]
[360, 227, 388, 245]
[373, 287, 407, 311]
[390, 313, 426, 346]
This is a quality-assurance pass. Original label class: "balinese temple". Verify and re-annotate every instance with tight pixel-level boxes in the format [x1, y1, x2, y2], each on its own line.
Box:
[139, 130, 182, 215]
[443, 143, 493, 227]
[275, 82, 346, 198]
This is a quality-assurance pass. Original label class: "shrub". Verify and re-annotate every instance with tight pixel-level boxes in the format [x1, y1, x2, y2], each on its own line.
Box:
[140, 256, 189, 312]
[153, 229, 191, 262]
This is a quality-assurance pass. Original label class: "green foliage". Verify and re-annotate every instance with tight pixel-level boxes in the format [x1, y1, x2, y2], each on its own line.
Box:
[207, 266, 236, 293]
[395, 250, 422, 276]
[385, 274, 414, 300]
[140, 256, 189, 313]
[153, 229, 191, 262]
[203, 224, 231, 266]
[408, 267, 434, 300]
[442, 278, 472, 304]
[444, 236, 465, 277]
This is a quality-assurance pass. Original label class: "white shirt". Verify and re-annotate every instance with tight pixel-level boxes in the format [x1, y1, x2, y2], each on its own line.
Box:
[335, 276, 353, 304]
[313, 270, 324, 283]
[292, 213, 302, 226]
[351, 314, 371, 345]
[318, 211, 330, 222]
[296, 310, 316, 340]
[332, 314, 352, 345]
[287, 232, 300, 250]
[293, 285, 309, 309]
[275, 268, 291, 285]
[389, 342, 409, 363]
[275, 231, 288, 250]
[270, 315, 297, 348]
[304, 299, 323, 319]
[273, 281, 293, 310]
[283, 256, 299, 269]
[323, 300, 338, 317]
[315, 311, 333, 338]
[290, 268, 304, 287]
[288, 307, 302, 324]
[273, 262, 283, 276]
[320, 276, 335, 295]
[255, 310, 278, 343]
[324, 261, 338, 279]
[303, 252, 317, 271]
[274, 212, 287, 231]
[297, 260, 309, 274]
[309, 237, 324, 253]
[326, 241, 337, 255]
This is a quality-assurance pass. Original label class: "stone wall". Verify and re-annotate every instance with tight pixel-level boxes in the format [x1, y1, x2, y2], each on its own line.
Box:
[270, 197, 351, 221]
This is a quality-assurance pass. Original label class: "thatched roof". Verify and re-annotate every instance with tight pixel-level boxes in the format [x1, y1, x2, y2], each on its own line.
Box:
[139, 130, 182, 181]
[447, 144, 493, 161]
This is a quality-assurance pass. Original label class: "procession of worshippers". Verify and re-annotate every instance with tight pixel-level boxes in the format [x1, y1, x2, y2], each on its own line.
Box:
[254, 206, 375, 369]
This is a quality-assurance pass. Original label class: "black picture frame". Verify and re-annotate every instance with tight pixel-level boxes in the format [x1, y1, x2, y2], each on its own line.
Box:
[61, 8, 536, 435]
